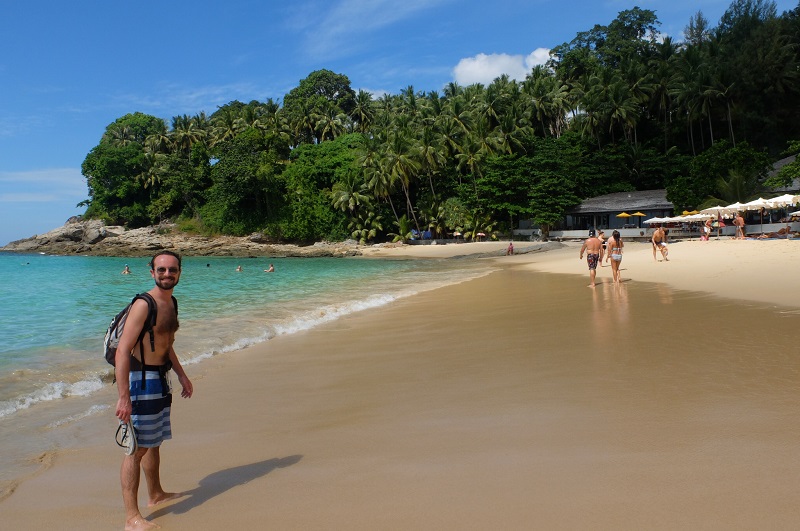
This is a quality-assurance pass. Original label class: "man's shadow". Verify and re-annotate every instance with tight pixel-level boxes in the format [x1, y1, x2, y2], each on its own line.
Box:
[149, 455, 302, 517]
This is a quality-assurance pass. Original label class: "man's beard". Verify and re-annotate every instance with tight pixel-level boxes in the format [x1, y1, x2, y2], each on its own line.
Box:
[155, 276, 179, 290]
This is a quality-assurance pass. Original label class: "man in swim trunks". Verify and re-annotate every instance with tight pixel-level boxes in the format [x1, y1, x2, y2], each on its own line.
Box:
[651, 226, 669, 261]
[733, 212, 745, 239]
[579, 229, 603, 287]
[115, 250, 193, 530]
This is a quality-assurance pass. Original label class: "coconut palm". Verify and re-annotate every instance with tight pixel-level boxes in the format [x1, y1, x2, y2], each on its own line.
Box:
[383, 129, 421, 230]
[350, 90, 375, 133]
[211, 107, 241, 145]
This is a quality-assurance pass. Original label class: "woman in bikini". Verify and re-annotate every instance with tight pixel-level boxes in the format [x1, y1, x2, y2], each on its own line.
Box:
[606, 230, 624, 283]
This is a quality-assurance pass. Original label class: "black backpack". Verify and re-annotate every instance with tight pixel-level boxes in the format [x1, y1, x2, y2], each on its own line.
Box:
[104, 293, 177, 388]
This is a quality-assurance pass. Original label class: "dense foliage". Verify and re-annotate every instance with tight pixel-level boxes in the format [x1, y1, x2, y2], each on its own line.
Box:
[80, 2, 800, 242]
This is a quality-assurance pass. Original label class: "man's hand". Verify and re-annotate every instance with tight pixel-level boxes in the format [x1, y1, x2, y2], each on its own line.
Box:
[116, 397, 132, 423]
[178, 374, 193, 399]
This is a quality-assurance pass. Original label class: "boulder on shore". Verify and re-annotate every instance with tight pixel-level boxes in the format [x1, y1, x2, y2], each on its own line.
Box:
[0, 220, 363, 258]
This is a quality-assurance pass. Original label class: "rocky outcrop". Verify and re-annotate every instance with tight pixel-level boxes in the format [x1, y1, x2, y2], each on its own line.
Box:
[0, 220, 363, 258]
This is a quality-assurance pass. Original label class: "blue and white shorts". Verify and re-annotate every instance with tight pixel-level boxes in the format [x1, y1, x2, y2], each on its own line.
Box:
[130, 367, 173, 448]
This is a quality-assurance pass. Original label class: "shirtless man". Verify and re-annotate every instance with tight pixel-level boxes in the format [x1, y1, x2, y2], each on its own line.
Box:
[579, 229, 603, 287]
[733, 212, 745, 239]
[651, 226, 669, 261]
[115, 250, 193, 530]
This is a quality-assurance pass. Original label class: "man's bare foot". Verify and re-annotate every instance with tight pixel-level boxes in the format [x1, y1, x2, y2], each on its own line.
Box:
[148, 492, 183, 507]
[126, 516, 160, 530]
[588, 283, 596, 288]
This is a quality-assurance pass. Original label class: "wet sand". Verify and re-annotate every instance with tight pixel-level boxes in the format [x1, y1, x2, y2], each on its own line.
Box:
[2, 238, 800, 529]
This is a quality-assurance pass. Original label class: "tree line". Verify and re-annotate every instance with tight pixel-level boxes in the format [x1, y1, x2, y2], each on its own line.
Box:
[80, 1, 800, 242]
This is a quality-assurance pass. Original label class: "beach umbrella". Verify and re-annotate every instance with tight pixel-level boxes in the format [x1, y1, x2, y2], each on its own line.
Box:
[643, 217, 664, 224]
[741, 198, 770, 211]
[700, 205, 734, 237]
[616, 212, 631, 217]
[742, 198, 772, 232]
[766, 194, 800, 208]
[631, 211, 646, 227]
[700, 205, 733, 216]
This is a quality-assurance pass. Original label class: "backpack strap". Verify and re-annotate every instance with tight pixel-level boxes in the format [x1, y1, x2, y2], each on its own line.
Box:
[134, 293, 158, 390]
[131, 294, 177, 390]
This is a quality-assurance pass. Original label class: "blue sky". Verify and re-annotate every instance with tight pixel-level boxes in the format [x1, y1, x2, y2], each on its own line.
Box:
[1, 0, 796, 246]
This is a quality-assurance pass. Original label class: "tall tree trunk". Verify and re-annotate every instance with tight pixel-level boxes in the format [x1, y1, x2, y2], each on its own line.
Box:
[707, 113, 714, 145]
[726, 101, 735, 146]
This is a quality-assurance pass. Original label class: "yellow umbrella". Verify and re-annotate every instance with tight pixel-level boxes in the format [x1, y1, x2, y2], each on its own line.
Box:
[616, 212, 631, 218]
[631, 211, 646, 228]
[682, 210, 699, 215]
[631, 212, 646, 216]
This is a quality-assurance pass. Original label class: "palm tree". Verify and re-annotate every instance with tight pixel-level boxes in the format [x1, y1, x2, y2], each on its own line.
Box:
[103, 124, 135, 146]
[649, 36, 679, 152]
[416, 125, 446, 197]
[359, 134, 400, 225]
[170, 114, 206, 156]
[383, 129, 421, 231]
[211, 106, 241, 145]
[350, 90, 375, 133]
[331, 171, 371, 214]
[137, 151, 168, 189]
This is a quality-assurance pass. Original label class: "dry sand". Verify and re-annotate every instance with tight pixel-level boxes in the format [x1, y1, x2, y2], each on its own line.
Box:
[2, 237, 800, 530]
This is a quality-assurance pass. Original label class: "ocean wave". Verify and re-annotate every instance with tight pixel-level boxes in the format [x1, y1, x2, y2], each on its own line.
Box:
[181, 293, 401, 364]
[47, 404, 110, 428]
[0, 377, 105, 419]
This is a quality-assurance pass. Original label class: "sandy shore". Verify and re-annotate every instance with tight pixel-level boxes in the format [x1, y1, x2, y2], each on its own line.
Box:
[365, 237, 800, 308]
[2, 237, 800, 530]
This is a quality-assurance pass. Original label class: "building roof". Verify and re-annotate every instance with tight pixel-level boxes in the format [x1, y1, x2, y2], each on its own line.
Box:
[568, 189, 673, 215]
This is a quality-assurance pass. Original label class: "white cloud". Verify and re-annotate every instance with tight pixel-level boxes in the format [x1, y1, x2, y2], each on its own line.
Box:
[302, 0, 454, 60]
[113, 82, 263, 116]
[0, 168, 87, 202]
[453, 48, 551, 86]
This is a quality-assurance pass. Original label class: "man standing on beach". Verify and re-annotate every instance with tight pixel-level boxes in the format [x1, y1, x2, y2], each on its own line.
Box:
[579, 229, 603, 287]
[733, 212, 745, 239]
[651, 226, 669, 261]
[115, 250, 193, 530]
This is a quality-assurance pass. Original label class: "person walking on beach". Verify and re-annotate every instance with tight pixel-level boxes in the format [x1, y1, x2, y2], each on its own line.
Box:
[733, 212, 745, 239]
[579, 229, 603, 287]
[115, 250, 193, 531]
[606, 230, 624, 283]
[651, 226, 669, 261]
[597, 230, 606, 263]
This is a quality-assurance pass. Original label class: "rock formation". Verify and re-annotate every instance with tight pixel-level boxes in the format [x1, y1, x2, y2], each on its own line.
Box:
[1, 220, 363, 258]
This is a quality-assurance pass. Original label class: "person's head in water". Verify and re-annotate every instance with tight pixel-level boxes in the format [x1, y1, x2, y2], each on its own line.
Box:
[149, 251, 182, 290]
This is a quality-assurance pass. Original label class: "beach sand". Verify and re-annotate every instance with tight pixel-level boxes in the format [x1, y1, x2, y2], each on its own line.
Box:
[2, 237, 800, 529]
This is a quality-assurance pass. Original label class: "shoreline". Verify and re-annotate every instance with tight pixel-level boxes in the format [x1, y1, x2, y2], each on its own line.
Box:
[2, 238, 799, 529]
[366, 237, 800, 309]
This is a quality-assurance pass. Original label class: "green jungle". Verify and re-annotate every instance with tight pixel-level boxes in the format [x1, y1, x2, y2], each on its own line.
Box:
[81, 1, 800, 243]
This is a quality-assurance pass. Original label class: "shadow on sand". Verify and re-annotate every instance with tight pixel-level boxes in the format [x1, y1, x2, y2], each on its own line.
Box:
[149, 455, 302, 517]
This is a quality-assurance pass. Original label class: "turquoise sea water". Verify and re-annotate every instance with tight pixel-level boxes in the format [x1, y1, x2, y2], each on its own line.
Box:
[0, 252, 486, 420]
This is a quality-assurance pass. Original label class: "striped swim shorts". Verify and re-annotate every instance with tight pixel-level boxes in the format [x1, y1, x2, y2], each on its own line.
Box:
[130, 366, 173, 448]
